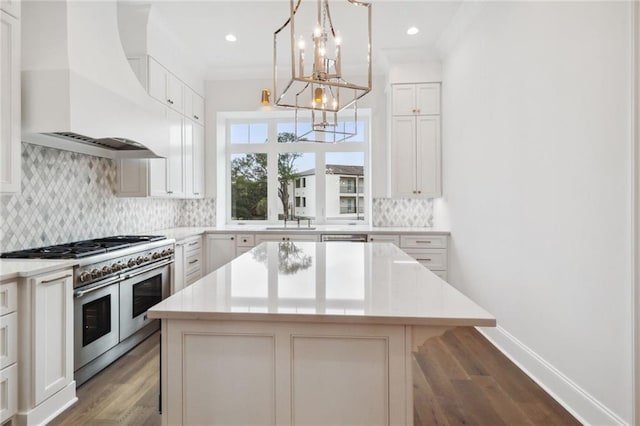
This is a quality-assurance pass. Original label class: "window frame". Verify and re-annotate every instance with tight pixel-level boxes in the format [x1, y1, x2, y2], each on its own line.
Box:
[221, 110, 371, 225]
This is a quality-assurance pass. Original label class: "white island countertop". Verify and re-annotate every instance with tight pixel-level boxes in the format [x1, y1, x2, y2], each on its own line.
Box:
[149, 242, 494, 327]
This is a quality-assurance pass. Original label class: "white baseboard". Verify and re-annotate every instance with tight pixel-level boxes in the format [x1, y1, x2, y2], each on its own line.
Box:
[477, 326, 627, 426]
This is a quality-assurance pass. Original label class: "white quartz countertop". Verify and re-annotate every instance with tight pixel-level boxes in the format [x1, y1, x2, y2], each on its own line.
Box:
[149, 242, 494, 327]
[0, 259, 79, 281]
[146, 225, 450, 242]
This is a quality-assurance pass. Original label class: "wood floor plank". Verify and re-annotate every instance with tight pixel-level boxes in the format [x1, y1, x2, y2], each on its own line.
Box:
[412, 357, 452, 426]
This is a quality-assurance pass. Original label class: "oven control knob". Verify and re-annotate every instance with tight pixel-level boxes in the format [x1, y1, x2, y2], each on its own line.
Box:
[91, 268, 101, 278]
[80, 271, 91, 282]
[102, 266, 111, 275]
[111, 263, 121, 272]
[136, 256, 144, 265]
[152, 252, 161, 260]
[143, 256, 150, 262]
[168, 248, 174, 255]
[128, 259, 136, 267]
[161, 250, 168, 256]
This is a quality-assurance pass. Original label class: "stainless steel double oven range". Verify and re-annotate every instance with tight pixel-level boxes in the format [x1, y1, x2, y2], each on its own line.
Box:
[1, 235, 174, 385]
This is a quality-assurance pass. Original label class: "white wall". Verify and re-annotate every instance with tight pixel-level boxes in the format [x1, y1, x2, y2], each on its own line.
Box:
[440, 2, 634, 424]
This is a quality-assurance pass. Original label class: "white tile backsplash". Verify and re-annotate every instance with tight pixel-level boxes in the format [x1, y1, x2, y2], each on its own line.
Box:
[0, 143, 216, 252]
[372, 198, 434, 227]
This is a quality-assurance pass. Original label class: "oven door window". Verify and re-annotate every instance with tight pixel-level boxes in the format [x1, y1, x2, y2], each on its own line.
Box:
[132, 275, 162, 318]
[82, 295, 112, 347]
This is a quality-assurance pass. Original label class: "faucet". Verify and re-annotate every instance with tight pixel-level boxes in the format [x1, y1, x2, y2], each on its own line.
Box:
[297, 217, 301, 228]
[307, 218, 312, 228]
[283, 216, 287, 228]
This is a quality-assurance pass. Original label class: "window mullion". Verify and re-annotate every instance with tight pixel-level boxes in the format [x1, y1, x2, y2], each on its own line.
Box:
[267, 120, 279, 223]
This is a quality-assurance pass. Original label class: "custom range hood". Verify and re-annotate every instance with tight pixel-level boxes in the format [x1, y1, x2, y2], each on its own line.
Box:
[21, 0, 169, 159]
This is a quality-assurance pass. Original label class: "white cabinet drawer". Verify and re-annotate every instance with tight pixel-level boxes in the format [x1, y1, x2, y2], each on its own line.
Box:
[0, 312, 16, 369]
[185, 253, 202, 275]
[184, 237, 202, 254]
[236, 234, 255, 247]
[368, 235, 400, 246]
[0, 281, 17, 316]
[0, 363, 17, 424]
[400, 235, 447, 249]
[403, 249, 447, 270]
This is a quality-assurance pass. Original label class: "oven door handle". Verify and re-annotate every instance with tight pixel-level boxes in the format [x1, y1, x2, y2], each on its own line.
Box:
[74, 275, 122, 298]
[122, 259, 174, 280]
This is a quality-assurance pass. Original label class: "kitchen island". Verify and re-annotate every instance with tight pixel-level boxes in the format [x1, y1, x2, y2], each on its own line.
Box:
[149, 242, 495, 426]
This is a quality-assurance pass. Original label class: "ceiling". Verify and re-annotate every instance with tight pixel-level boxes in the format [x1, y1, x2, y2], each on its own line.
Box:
[147, 1, 463, 80]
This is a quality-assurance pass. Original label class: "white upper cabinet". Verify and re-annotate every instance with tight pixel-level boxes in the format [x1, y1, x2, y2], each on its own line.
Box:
[391, 83, 440, 116]
[390, 83, 442, 199]
[191, 122, 205, 197]
[184, 87, 205, 125]
[0, 9, 20, 194]
[148, 56, 184, 114]
[167, 109, 185, 197]
[119, 55, 205, 199]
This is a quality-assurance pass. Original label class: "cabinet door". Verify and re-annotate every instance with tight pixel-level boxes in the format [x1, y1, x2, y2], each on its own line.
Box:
[147, 56, 167, 105]
[149, 158, 168, 196]
[390, 117, 417, 198]
[416, 116, 441, 198]
[415, 83, 440, 115]
[183, 119, 194, 197]
[192, 123, 205, 197]
[117, 159, 148, 197]
[391, 84, 415, 116]
[167, 110, 184, 197]
[173, 243, 185, 294]
[167, 72, 184, 113]
[0, 11, 20, 193]
[192, 93, 205, 124]
[206, 234, 236, 274]
[33, 270, 73, 405]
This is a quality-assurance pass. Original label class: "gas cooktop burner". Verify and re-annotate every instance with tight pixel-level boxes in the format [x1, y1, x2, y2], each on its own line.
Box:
[0, 235, 166, 259]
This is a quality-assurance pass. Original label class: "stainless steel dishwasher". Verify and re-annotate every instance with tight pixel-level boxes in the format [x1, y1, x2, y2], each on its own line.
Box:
[320, 234, 368, 242]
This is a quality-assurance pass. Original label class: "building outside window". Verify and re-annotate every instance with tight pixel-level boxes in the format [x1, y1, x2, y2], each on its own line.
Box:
[225, 112, 369, 224]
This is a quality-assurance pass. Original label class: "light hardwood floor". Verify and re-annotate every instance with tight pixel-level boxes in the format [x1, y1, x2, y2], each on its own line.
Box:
[52, 328, 580, 425]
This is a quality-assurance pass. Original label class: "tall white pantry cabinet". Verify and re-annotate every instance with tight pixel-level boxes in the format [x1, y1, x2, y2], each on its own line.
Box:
[0, 1, 20, 194]
[390, 83, 442, 199]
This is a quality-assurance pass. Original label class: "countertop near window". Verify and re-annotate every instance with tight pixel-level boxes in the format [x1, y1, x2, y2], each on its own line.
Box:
[146, 225, 451, 242]
[0, 259, 79, 281]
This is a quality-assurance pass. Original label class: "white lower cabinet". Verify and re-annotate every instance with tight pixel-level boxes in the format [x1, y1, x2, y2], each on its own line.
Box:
[0, 280, 17, 424]
[205, 234, 236, 274]
[174, 236, 203, 293]
[399, 235, 448, 280]
[16, 268, 75, 425]
[254, 234, 319, 243]
[367, 234, 400, 245]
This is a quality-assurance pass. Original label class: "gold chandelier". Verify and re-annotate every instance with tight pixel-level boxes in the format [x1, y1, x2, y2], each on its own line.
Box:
[273, 0, 372, 142]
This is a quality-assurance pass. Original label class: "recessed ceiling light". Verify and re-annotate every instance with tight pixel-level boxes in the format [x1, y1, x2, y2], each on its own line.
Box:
[225, 34, 237, 42]
[406, 27, 419, 36]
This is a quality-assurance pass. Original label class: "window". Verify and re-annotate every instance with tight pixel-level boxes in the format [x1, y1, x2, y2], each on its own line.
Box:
[225, 112, 369, 224]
